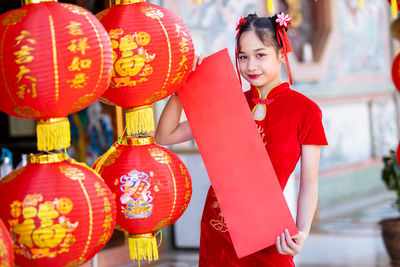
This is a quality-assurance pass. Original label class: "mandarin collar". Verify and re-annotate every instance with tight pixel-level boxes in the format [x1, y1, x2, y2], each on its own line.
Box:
[250, 82, 291, 100]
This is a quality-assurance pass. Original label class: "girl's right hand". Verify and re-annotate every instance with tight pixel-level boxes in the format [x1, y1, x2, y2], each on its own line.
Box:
[192, 53, 205, 71]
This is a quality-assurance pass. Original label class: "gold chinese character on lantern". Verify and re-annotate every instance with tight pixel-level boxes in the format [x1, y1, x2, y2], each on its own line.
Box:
[66, 21, 83, 35]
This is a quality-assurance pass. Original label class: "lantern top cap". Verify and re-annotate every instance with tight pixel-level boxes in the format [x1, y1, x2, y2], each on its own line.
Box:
[23, 0, 56, 5]
[29, 152, 67, 164]
[120, 136, 153, 146]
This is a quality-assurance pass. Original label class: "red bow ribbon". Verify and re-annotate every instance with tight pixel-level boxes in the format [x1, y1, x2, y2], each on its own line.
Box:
[252, 98, 274, 106]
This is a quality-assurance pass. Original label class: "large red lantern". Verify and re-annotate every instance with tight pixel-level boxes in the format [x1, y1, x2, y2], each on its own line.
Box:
[0, 218, 14, 267]
[97, 0, 194, 135]
[0, 153, 116, 267]
[93, 136, 192, 262]
[0, 0, 113, 151]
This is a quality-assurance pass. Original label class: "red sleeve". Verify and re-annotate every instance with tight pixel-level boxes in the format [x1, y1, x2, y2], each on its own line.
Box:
[298, 105, 328, 146]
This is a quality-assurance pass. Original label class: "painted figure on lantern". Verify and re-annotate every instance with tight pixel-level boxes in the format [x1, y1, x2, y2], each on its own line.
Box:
[119, 170, 154, 219]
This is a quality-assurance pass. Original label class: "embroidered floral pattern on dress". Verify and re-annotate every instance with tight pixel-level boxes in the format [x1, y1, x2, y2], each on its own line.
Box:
[209, 192, 228, 233]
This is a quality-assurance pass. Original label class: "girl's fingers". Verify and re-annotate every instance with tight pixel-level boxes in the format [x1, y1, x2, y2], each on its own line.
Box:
[284, 229, 300, 254]
[276, 236, 285, 254]
[192, 55, 199, 71]
[192, 53, 206, 71]
[280, 232, 294, 255]
[198, 53, 205, 64]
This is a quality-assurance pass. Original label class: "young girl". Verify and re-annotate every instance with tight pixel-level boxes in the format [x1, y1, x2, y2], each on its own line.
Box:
[155, 13, 327, 267]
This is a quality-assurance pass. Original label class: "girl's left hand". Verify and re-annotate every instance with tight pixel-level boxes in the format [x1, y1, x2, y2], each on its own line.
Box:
[192, 53, 205, 71]
[276, 229, 307, 256]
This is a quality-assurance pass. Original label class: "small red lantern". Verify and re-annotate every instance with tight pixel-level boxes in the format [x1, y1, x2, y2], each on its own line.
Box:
[391, 53, 400, 93]
[0, 153, 116, 267]
[396, 142, 400, 164]
[0, 0, 113, 151]
[0, 218, 14, 267]
[97, 0, 194, 135]
[93, 136, 192, 262]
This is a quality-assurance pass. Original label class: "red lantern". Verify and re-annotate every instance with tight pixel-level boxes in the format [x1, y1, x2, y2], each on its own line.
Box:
[397, 142, 400, 164]
[93, 136, 192, 262]
[0, 0, 113, 151]
[0, 153, 116, 267]
[97, 0, 194, 135]
[392, 53, 400, 93]
[0, 218, 14, 267]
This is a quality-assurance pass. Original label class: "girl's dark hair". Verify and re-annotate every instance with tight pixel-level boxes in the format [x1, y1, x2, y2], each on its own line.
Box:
[236, 13, 288, 52]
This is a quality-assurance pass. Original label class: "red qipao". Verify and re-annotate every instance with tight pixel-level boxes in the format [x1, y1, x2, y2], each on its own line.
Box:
[199, 82, 328, 267]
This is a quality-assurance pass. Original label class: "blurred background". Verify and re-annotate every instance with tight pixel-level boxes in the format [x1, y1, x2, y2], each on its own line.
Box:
[0, 0, 399, 266]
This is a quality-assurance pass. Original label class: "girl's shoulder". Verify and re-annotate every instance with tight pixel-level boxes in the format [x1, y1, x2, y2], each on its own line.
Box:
[285, 89, 322, 113]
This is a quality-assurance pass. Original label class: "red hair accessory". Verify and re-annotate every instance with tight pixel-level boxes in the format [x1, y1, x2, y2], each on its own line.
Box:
[235, 16, 247, 86]
[275, 12, 293, 85]
[235, 16, 247, 31]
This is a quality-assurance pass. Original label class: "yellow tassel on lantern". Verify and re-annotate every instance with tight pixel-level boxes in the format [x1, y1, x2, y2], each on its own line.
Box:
[392, 0, 398, 19]
[36, 117, 71, 151]
[128, 233, 159, 263]
[268, 0, 275, 13]
[359, 0, 363, 8]
[125, 105, 154, 136]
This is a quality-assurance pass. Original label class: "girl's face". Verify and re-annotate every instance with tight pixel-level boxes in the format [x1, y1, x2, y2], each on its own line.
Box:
[238, 30, 283, 92]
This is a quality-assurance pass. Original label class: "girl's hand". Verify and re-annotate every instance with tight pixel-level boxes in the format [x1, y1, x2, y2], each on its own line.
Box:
[276, 229, 307, 256]
[192, 53, 205, 71]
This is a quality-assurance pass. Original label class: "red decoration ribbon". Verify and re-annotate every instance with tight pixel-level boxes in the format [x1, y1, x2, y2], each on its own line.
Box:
[252, 97, 274, 106]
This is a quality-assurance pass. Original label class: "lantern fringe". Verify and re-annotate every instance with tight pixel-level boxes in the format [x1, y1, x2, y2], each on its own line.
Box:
[128, 232, 161, 264]
[125, 106, 154, 136]
[36, 118, 71, 151]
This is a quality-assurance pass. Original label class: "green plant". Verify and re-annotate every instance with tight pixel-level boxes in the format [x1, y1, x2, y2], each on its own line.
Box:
[382, 149, 400, 212]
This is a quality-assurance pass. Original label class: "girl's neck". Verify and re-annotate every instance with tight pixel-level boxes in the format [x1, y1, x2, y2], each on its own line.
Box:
[257, 80, 282, 99]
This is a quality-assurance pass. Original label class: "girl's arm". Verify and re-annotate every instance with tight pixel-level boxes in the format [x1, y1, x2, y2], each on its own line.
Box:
[154, 54, 204, 145]
[276, 145, 321, 256]
[154, 95, 193, 145]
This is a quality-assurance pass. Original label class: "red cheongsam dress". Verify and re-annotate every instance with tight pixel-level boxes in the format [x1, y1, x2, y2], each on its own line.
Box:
[198, 82, 328, 267]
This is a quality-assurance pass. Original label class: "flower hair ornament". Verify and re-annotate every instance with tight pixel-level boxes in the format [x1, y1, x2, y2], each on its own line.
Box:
[275, 12, 293, 85]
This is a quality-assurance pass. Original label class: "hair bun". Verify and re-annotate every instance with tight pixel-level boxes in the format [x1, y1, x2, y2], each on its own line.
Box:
[244, 13, 258, 23]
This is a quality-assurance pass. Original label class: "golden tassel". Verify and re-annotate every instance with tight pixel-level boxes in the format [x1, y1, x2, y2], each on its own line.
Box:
[392, 0, 398, 19]
[359, 0, 363, 8]
[36, 118, 70, 152]
[197, 0, 201, 4]
[125, 105, 154, 136]
[268, 0, 275, 13]
[128, 233, 160, 263]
